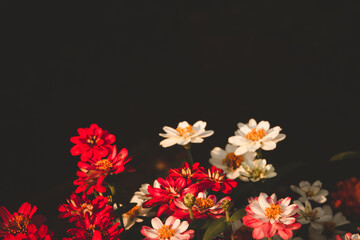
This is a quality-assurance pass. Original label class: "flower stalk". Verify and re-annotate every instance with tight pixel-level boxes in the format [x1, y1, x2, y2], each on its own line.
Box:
[184, 144, 194, 165]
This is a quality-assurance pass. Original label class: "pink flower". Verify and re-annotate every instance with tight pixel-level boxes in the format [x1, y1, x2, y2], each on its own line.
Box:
[242, 192, 300, 240]
[141, 216, 194, 240]
[172, 192, 231, 220]
[70, 124, 115, 162]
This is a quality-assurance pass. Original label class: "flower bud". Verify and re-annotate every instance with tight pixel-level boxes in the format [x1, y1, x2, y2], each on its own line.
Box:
[221, 199, 231, 211]
[183, 193, 195, 208]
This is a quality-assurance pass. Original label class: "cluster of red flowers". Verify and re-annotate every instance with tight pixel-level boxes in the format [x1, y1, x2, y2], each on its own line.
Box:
[57, 124, 135, 240]
[142, 161, 237, 221]
[0, 202, 52, 240]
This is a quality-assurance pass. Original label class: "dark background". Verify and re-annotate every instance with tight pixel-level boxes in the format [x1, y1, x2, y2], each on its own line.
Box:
[1, 1, 360, 238]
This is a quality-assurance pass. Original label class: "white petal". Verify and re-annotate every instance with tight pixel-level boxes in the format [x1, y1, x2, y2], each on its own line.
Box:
[247, 142, 261, 152]
[196, 130, 214, 138]
[151, 217, 163, 230]
[228, 135, 249, 146]
[163, 126, 180, 136]
[234, 146, 249, 155]
[160, 137, 180, 147]
[210, 147, 227, 160]
[272, 133, 286, 143]
[225, 144, 238, 153]
[143, 228, 159, 238]
[261, 141, 277, 150]
[192, 121, 207, 131]
[190, 137, 204, 143]
[248, 119, 257, 128]
[257, 121, 270, 131]
[176, 221, 189, 233]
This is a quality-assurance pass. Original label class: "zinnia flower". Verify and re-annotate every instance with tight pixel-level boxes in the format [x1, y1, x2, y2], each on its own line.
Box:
[0, 202, 46, 239]
[169, 162, 203, 182]
[70, 123, 115, 161]
[209, 144, 257, 180]
[290, 180, 329, 204]
[172, 192, 231, 220]
[228, 118, 286, 155]
[294, 200, 332, 230]
[142, 176, 199, 217]
[242, 192, 300, 239]
[58, 193, 112, 223]
[308, 205, 350, 240]
[193, 166, 237, 194]
[140, 216, 194, 240]
[238, 158, 277, 182]
[159, 121, 214, 148]
[331, 177, 360, 220]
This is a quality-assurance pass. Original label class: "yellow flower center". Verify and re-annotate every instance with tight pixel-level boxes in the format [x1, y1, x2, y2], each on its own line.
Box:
[245, 128, 267, 141]
[208, 169, 225, 181]
[223, 152, 244, 172]
[265, 203, 282, 219]
[123, 205, 140, 220]
[181, 167, 192, 178]
[195, 197, 215, 211]
[7, 215, 30, 235]
[87, 135, 99, 145]
[176, 124, 194, 136]
[95, 159, 113, 172]
[157, 225, 175, 239]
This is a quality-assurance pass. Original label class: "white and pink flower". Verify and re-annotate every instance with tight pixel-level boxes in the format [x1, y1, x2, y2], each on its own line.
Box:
[140, 216, 194, 240]
[242, 192, 301, 240]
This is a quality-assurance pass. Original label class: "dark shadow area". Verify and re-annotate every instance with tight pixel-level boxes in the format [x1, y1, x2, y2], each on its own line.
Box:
[1, 1, 359, 238]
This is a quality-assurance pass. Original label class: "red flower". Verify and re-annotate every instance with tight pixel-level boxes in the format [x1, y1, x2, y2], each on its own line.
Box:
[70, 124, 115, 162]
[193, 166, 237, 194]
[66, 214, 123, 240]
[331, 177, 360, 221]
[0, 202, 46, 239]
[172, 192, 230, 220]
[74, 169, 107, 195]
[78, 146, 135, 176]
[58, 193, 112, 223]
[3, 224, 53, 240]
[142, 176, 199, 217]
[169, 162, 203, 183]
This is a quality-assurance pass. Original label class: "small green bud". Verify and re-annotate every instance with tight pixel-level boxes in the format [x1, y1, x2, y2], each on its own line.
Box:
[183, 193, 195, 208]
[221, 199, 231, 211]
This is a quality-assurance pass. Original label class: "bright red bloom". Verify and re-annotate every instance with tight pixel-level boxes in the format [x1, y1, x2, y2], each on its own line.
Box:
[331, 177, 360, 221]
[70, 124, 115, 162]
[169, 162, 203, 183]
[193, 166, 237, 194]
[3, 224, 53, 240]
[142, 176, 199, 217]
[0, 202, 47, 239]
[74, 169, 107, 195]
[66, 214, 123, 240]
[242, 193, 300, 240]
[172, 192, 230, 220]
[78, 146, 135, 176]
[58, 193, 112, 223]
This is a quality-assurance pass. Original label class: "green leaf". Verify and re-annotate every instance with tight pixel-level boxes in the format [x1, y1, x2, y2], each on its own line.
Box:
[330, 151, 360, 162]
[202, 217, 228, 240]
[230, 208, 246, 221]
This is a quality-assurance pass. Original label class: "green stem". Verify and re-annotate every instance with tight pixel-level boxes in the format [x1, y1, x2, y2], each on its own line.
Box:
[256, 149, 263, 159]
[184, 144, 194, 165]
[225, 210, 234, 240]
[267, 238, 272, 240]
[188, 207, 194, 221]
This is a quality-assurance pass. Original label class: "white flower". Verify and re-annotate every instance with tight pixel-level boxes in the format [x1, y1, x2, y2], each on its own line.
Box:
[345, 234, 360, 240]
[141, 216, 194, 240]
[294, 200, 332, 230]
[121, 180, 159, 230]
[209, 144, 257, 179]
[290, 180, 329, 204]
[159, 120, 214, 148]
[228, 118, 286, 155]
[238, 158, 277, 182]
[308, 205, 350, 240]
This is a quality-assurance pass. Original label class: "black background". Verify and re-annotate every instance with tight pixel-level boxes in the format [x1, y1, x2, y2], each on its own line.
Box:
[1, 1, 360, 238]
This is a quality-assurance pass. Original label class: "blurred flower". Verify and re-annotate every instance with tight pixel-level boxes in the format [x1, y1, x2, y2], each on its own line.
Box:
[159, 120, 214, 148]
[172, 192, 231, 220]
[238, 159, 277, 182]
[73, 169, 107, 195]
[308, 205, 350, 240]
[228, 118, 286, 155]
[58, 193, 112, 223]
[294, 200, 332, 230]
[193, 166, 237, 194]
[209, 144, 257, 179]
[336, 233, 360, 240]
[0, 202, 47, 239]
[242, 192, 300, 240]
[290, 180, 329, 204]
[131, 180, 160, 203]
[140, 216, 194, 240]
[70, 123, 115, 162]
[331, 177, 360, 220]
